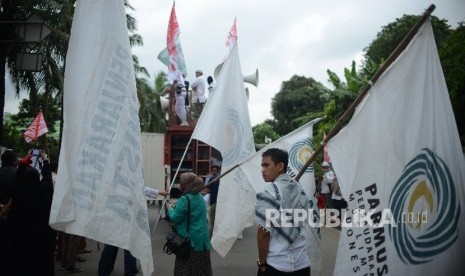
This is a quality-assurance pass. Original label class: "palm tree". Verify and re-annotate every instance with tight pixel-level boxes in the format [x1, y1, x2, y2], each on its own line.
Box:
[137, 71, 169, 133]
[0, 0, 74, 145]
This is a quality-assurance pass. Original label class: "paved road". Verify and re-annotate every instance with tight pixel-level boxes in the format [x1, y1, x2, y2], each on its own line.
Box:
[55, 204, 340, 276]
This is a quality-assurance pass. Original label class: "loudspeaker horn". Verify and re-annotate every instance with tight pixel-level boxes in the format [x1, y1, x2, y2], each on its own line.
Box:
[160, 96, 169, 111]
[243, 68, 259, 87]
[214, 62, 259, 88]
[213, 63, 223, 80]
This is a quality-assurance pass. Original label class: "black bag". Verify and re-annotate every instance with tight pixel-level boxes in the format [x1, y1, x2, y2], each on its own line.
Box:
[163, 196, 191, 258]
[341, 198, 348, 209]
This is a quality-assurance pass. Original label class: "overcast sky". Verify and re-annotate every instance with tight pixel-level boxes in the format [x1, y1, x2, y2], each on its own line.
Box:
[4, 0, 465, 126]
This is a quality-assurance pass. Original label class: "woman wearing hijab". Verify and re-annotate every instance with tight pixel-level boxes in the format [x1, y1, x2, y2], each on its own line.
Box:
[167, 172, 212, 276]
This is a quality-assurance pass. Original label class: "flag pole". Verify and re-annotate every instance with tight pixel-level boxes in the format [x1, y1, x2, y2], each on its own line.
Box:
[295, 4, 436, 181]
[203, 163, 239, 189]
[150, 137, 193, 238]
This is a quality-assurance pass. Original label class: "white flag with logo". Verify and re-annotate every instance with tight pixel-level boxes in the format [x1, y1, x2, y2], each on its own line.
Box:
[49, 1, 153, 275]
[328, 19, 465, 276]
[238, 118, 323, 273]
[192, 42, 256, 257]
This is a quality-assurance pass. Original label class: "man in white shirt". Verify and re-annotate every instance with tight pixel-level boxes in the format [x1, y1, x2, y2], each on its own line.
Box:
[321, 161, 335, 208]
[255, 148, 311, 275]
[190, 69, 206, 118]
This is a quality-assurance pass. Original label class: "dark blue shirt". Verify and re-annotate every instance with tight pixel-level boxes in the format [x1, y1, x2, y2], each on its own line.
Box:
[208, 176, 220, 205]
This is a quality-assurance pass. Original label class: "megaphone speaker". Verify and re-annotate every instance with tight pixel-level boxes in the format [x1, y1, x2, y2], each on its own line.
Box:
[243, 68, 259, 87]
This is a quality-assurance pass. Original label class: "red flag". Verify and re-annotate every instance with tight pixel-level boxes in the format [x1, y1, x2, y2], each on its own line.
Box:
[225, 18, 237, 47]
[323, 132, 331, 162]
[23, 111, 49, 143]
[167, 3, 180, 72]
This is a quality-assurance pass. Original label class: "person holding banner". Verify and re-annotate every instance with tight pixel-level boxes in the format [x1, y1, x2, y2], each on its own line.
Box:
[255, 148, 311, 275]
[167, 172, 212, 276]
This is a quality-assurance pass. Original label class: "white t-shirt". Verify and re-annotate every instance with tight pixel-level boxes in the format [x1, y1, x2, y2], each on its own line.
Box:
[191, 76, 206, 103]
[321, 170, 335, 194]
[267, 234, 310, 272]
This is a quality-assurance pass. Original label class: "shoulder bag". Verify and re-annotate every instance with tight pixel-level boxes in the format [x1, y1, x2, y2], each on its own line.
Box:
[163, 196, 191, 258]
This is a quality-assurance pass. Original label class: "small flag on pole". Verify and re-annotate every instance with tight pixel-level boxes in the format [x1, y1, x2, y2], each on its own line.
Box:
[166, 2, 185, 84]
[23, 111, 48, 143]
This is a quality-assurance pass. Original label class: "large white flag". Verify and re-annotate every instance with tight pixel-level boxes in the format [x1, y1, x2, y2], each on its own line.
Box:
[239, 118, 323, 273]
[328, 19, 465, 276]
[192, 42, 256, 257]
[49, 1, 153, 275]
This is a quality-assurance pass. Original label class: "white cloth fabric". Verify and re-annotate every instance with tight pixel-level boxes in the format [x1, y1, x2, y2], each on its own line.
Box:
[191, 76, 206, 103]
[144, 187, 160, 199]
[48, 1, 153, 275]
[192, 43, 256, 257]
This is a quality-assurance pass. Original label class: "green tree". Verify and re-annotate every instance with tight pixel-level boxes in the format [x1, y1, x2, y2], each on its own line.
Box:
[1, 0, 74, 145]
[253, 121, 279, 144]
[137, 71, 169, 133]
[313, 60, 377, 136]
[3, 93, 61, 158]
[439, 22, 465, 148]
[271, 75, 326, 136]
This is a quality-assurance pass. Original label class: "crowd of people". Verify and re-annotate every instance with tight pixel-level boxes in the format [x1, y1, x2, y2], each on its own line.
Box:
[0, 149, 95, 275]
[1, 146, 340, 275]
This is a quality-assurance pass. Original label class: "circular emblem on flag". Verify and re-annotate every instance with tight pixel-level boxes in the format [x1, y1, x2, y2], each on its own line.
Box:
[388, 148, 460, 265]
[222, 109, 245, 164]
[289, 139, 314, 173]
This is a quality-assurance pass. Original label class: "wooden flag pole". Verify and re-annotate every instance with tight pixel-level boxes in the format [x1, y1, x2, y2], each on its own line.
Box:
[295, 4, 436, 181]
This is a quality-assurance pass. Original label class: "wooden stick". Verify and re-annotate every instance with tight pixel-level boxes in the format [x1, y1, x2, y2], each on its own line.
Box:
[295, 4, 436, 181]
[203, 163, 240, 189]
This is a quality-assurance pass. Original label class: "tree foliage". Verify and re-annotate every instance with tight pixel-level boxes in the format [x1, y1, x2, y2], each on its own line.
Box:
[270, 75, 325, 136]
[253, 121, 279, 144]
[138, 71, 169, 133]
[1, 0, 75, 144]
[1, 1, 168, 155]
[439, 22, 465, 148]
[4, 93, 61, 158]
